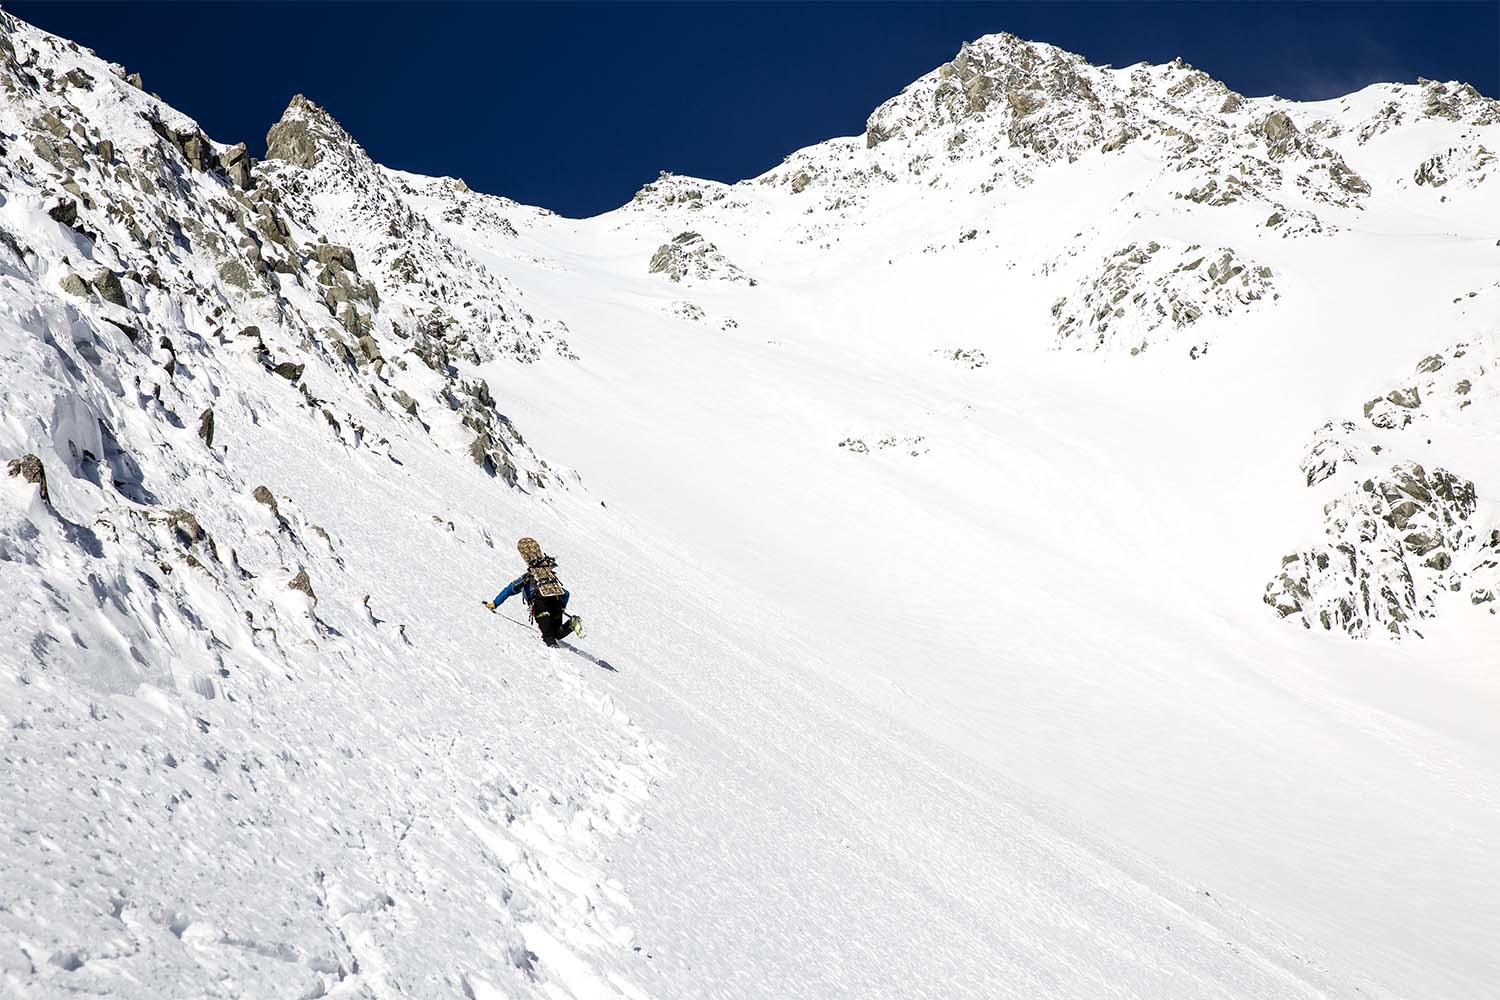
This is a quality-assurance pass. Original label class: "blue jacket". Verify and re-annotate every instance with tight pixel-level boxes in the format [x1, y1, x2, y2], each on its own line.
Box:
[493, 574, 569, 608]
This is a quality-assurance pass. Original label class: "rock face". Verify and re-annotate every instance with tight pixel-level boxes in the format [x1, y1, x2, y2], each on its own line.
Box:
[864, 33, 1107, 159]
[46, 198, 77, 226]
[59, 271, 89, 298]
[7, 453, 50, 506]
[271, 361, 305, 382]
[258, 94, 574, 366]
[739, 30, 1405, 231]
[251, 485, 280, 516]
[263, 95, 327, 168]
[216, 141, 253, 190]
[648, 231, 757, 285]
[1052, 241, 1274, 356]
[1266, 463, 1480, 637]
[1411, 143, 1497, 189]
[1274, 334, 1500, 636]
[288, 568, 317, 603]
[90, 267, 126, 306]
[1303, 336, 1498, 486]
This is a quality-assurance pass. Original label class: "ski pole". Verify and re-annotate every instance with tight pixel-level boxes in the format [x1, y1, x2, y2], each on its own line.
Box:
[480, 601, 534, 631]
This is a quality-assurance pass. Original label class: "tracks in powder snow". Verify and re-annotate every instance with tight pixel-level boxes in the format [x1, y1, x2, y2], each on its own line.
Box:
[1, 560, 668, 1000]
[454, 642, 668, 1000]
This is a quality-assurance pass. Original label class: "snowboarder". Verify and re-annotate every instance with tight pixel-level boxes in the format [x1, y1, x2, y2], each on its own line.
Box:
[485, 537, 584, 647]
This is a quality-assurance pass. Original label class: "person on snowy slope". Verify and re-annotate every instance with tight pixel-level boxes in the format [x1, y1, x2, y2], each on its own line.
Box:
[484, 537, 584, 647]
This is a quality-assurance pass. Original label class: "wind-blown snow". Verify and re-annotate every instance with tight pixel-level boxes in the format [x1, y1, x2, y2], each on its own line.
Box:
[2, 14, 1498, 1000]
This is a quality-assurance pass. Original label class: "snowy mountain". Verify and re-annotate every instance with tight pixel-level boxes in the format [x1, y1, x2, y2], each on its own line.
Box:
[3, 13, 1498, 1000]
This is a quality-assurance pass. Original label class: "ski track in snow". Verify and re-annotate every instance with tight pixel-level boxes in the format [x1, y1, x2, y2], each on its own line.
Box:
[3, 12, 1500, 1000]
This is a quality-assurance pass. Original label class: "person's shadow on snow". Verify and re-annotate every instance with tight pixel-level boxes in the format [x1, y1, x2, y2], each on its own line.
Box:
[559, 641, 617, 672]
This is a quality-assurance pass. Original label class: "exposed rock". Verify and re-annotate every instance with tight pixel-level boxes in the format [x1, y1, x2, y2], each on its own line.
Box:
[1251, 110, 1370, 199]
[1260, 111, 1298, 150]
[1053, 241, 1274, 355]
[103, 317, 138, 342]
[1413, 144, 1496, 189]
[90, 268, 127, 306]
[149, 118, 215, 171]
[7, 453, 50, 507]
[251, 485, 280, 516]
[218, 260, 252, 291]
[351, 334, 382, 368]
[59, 272, 90, 298]
[1281, 336, 1499, 637]
[216, 141, 253, 190]
[46, 198, 77, 227]
[864, 33, 1103, 160]
[313, 243, 357, 272]
[934, 347, 988, 369]
[1363, 387, 1421, 428]
[648, 231, 756, 285]
[1266, 462, 1480, 637]
[390, 389, 420, 417]
[252, 199, 294, 249]
[271, 361, 305, 383]
[197, 408, 214, 447]
[288, 569, 317, 603]
[263, 94, 325, 168]
[164, 508, 210, 549]
[839, 434, 927, 456]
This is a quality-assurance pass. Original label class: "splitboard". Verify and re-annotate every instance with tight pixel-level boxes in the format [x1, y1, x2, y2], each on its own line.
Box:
[517, 536, 567, 598]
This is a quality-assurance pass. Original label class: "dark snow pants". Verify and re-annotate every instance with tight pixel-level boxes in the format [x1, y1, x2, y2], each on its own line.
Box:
[531, 595, 574, 646]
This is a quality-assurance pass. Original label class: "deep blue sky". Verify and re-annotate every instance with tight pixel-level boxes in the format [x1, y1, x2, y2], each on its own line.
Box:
[10, 2, 1498, 217]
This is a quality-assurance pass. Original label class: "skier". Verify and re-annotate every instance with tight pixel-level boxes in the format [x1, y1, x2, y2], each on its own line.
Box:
[484, 537, 584, 647]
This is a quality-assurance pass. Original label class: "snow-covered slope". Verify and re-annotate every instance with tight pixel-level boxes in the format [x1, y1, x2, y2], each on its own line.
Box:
[3, 15, 1498, 1000]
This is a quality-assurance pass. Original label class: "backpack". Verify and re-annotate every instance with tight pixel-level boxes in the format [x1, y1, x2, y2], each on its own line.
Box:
[517, 537, 567, 598]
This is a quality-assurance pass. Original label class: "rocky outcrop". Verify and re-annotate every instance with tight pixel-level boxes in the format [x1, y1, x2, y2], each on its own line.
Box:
[7, 453, 50, 507]
[648, 231, 756, 285]
[1412, 144, 1496, 189]
[46, 198, 77, 227]
[251, 485, 280, 517]
[288, 568, 317, 603]
[309, 242, 379, 335]
[1419, 78, 1500, 124]
[271, 361, 305, 383]
[1265, 463, 1479, 637]
[1305, 336, 1498, 485]
[934, 348, 988, 369]
[1275, 334, 1499, 636]
[216, 141, 253, 190]
[59, 272, 89, 298]
[865, 33, 1104, 160]
[147, 117, 214, 172]
[1052, 241, 1274, 356]
[90, 268, 127, 306]
[1250, 111, 1370, 200]
[263, 95, 328, 168]
[838, 434, 929, 457]
[258, 95, 573, 367]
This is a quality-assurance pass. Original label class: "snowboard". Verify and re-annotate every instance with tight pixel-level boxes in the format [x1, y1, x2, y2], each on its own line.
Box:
[517, 536, 567, 598]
